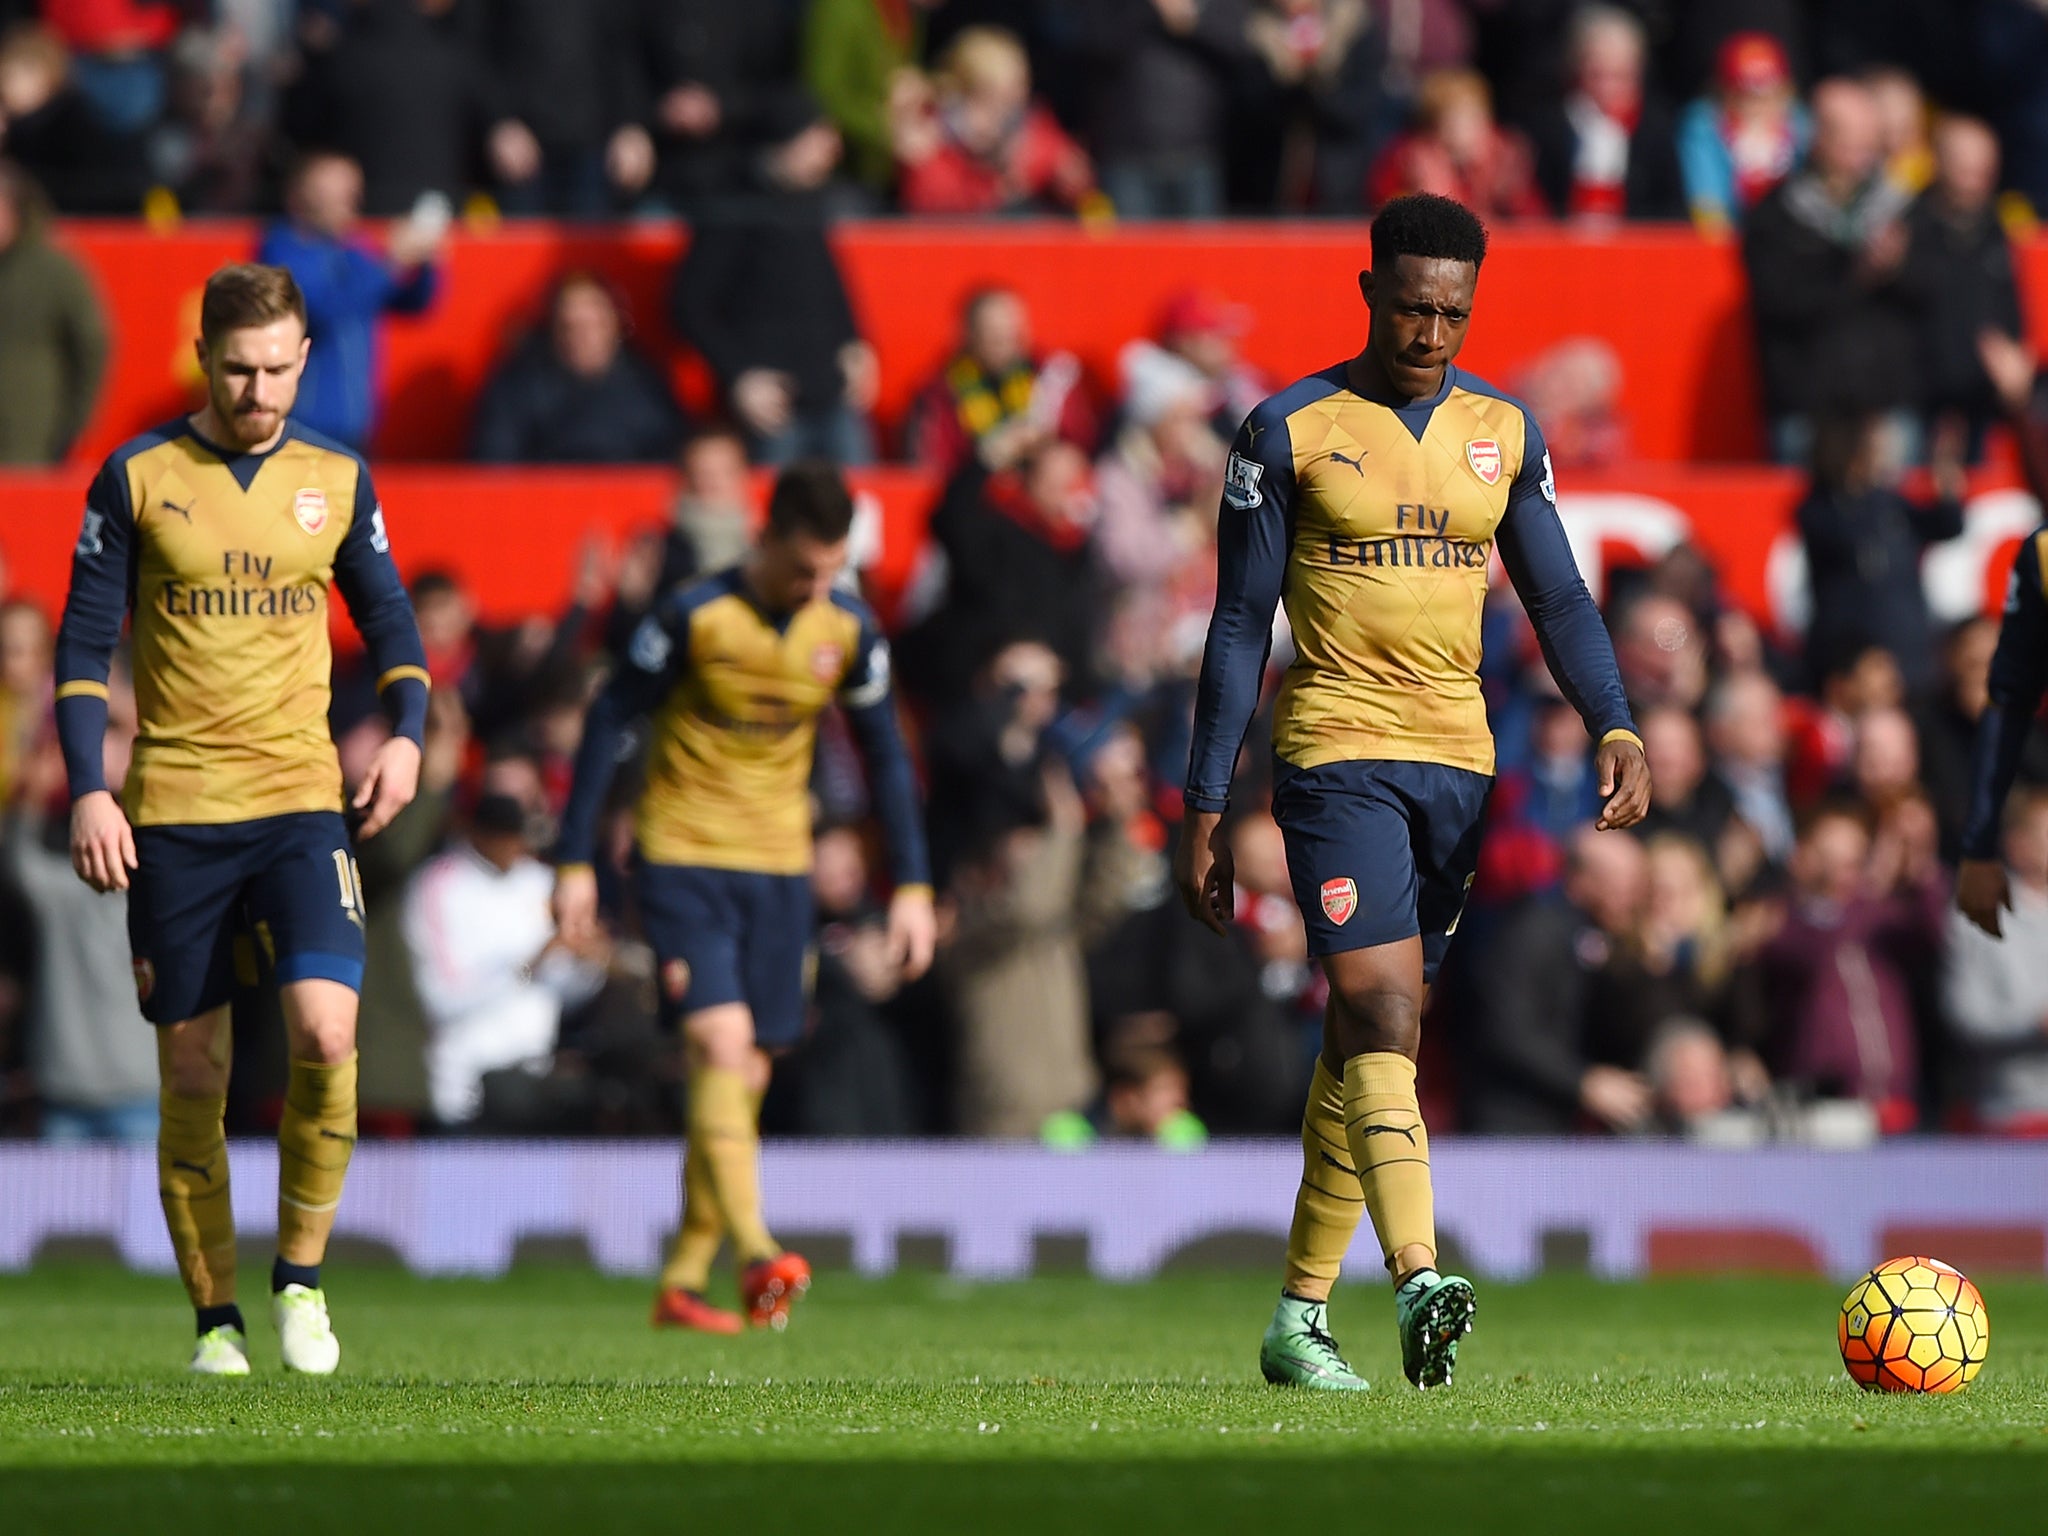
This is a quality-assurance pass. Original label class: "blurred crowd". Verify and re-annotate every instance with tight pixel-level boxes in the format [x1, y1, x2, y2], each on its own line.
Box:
[2, 0, 2048, 1147]
[0, 1, 2043, 226]
[0, 292, 2045, 1149]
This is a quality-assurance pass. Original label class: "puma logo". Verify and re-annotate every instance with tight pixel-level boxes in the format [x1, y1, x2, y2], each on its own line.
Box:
[317, 1128, 357, 1145]
[1353, 1122, 1419, 1143]
[1244, 422, 1265, 448]
[160, 497, 195, 522]
[1330, 449, 1368, 475]
[170, 1159, 212, 1181]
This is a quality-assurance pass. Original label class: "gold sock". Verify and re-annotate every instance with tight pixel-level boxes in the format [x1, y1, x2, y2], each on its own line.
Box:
[1341, 1052, 1436, 1276]
[660, 1137, 725, 1294]
[689, 1067, 777, 1266]
[276, 1055, 358, 1267]
[1283, 1059, 1366, 1302]
[158, 1089, 236, 1309]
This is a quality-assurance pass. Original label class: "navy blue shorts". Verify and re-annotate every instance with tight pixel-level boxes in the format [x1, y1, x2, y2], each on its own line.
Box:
[635, 860, 814, 1049]
[128, 811, 366, 1025]
[1270, 759, 1493, 982]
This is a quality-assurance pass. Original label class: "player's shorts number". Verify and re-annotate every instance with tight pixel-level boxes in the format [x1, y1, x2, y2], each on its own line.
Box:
[331, 848, 365, 919]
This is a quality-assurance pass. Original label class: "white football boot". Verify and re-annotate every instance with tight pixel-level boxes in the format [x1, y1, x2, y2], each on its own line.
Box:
[272, 1284, 342, 1375]
[188, 1325, 251, 1376]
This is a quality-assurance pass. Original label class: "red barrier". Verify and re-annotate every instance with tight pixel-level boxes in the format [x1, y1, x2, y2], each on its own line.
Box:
[53, 220, 2048, 467]
[4, 463, 2033, 638]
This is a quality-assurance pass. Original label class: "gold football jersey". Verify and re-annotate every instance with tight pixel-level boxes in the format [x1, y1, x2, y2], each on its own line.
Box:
[54, 419, 428, 827]
[1188, 364, 1633, 809]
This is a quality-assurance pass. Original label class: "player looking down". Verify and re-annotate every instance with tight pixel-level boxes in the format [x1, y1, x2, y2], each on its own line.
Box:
[553, 462, 935, 1333]
[55, 263, 429, 1376]
[1176, 195, 1650, 1391]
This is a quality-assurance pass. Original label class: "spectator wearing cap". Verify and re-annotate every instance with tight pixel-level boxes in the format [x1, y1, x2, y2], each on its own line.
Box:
[471, 273, 688, 463]
[1073, 0, 1249, 220]
[673, 98, 877, 465]
[1676, 31, 1807, 233]
[257, 149, 444, 451]
[892, 26, 1099, 217]
[1367, 68, 1546, 219]
[1525, 4, 1685, 223]
[1144, 287, 1268, 439]
[905, 287, 1098, 477]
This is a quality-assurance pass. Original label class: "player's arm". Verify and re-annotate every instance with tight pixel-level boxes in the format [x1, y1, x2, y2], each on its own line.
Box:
[54, 460, 137, 892]
[551, 597, 686, 941]
[838, 609, 936, 980]
[1177, 404, 1296, 934]
[1958, 532, 2048, 937]
[1494, 416, 1650, 832]
[332, 466, 430, 839]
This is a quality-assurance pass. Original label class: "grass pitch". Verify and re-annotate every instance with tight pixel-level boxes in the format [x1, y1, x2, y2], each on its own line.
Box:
[2, 1265, 2045, 1534]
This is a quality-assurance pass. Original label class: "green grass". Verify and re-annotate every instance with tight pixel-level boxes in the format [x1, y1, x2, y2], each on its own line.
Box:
[2, 1265, 2046, 1534]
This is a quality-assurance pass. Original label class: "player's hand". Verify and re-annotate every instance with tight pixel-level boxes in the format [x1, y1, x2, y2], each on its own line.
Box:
[1957, 857, 2012, 939]
[1173, 809, 1234, 936]
[1580, 1065, 1654, 1131]
[1595, 736, 1652, 831]
[352, 736, 421, 840]
[552, 863, 601, 949]
[885, 884, 938, 982]
[69, 789, 137, 893]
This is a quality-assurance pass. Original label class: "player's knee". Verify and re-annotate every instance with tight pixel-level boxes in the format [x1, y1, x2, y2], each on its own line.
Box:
[684, 1004, 756, 1071]
[159, 1031, 229, 1098]
[280, 980, 359, 1064]
[1327, 979, 1421, 1058]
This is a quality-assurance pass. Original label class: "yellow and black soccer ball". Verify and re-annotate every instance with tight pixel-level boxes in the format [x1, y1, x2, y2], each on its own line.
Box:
[1838, 1256, 1988, 1393]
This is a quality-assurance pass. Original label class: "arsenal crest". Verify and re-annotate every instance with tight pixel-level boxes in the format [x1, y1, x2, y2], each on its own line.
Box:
[132, 957, 155, 1002]
[810, 642, 845, 683]
[1319, 877, 1358, 926]
[1465, 439, 1502, 486]
[294, 487, 329, 535]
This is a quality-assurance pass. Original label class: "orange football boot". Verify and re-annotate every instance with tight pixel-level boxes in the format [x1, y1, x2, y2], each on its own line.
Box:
[650, 1287, 744, 1335]
[740, 1253, 812, 1331]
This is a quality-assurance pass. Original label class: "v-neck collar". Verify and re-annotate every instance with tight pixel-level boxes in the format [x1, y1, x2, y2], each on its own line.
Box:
[185, 416, 294, 492]
[1334, 359, 1457, 443]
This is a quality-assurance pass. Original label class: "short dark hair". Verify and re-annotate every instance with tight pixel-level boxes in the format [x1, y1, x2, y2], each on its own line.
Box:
[201, 263, 306, 345]
[1369, 193, 1489, 274]
[765, 460, 855, 543]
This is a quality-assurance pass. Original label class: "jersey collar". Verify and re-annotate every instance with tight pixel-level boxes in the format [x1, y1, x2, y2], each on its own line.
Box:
[182, 417, 296, 492]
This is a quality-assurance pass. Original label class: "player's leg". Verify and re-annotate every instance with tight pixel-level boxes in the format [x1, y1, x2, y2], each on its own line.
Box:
[638, 863, 753, 1330]
[156, 1007, 247, 1374]
[249, 814, 369, 1374]
[730, 873, 815, 1330]
[130, 824, 249, 1373]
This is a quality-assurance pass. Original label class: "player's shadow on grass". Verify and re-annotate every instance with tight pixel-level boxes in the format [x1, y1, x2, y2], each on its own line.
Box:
[8, 1449, 2042, 1535]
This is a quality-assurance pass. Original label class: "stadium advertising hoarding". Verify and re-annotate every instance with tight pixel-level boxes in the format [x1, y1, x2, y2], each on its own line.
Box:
[5, 1140, 2044, 1282]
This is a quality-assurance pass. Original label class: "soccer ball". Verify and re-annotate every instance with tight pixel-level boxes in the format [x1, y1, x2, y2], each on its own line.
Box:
[1837, 1256, 1988, 1393]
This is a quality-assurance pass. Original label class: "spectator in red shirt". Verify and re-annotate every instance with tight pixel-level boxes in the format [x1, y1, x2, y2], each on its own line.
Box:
[1367, 68, 1547, 219]
[892, 25, 1099, 216]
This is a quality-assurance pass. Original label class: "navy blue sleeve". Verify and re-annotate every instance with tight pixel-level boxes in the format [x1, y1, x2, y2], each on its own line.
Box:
[1184, 403, 1297, 813]
[1494, 413, 1637, 743]
[330, 464, 430, 746]
[554, 594, 687, 866]
[838, 605, 932, 889]
[1962, 531, 2048, 860]
[53, 459, 136, 800]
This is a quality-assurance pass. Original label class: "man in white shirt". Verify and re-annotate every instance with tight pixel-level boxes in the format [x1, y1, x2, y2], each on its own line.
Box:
[1944, 788, 2048, 1131]
[404, 757, 606, 1127]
